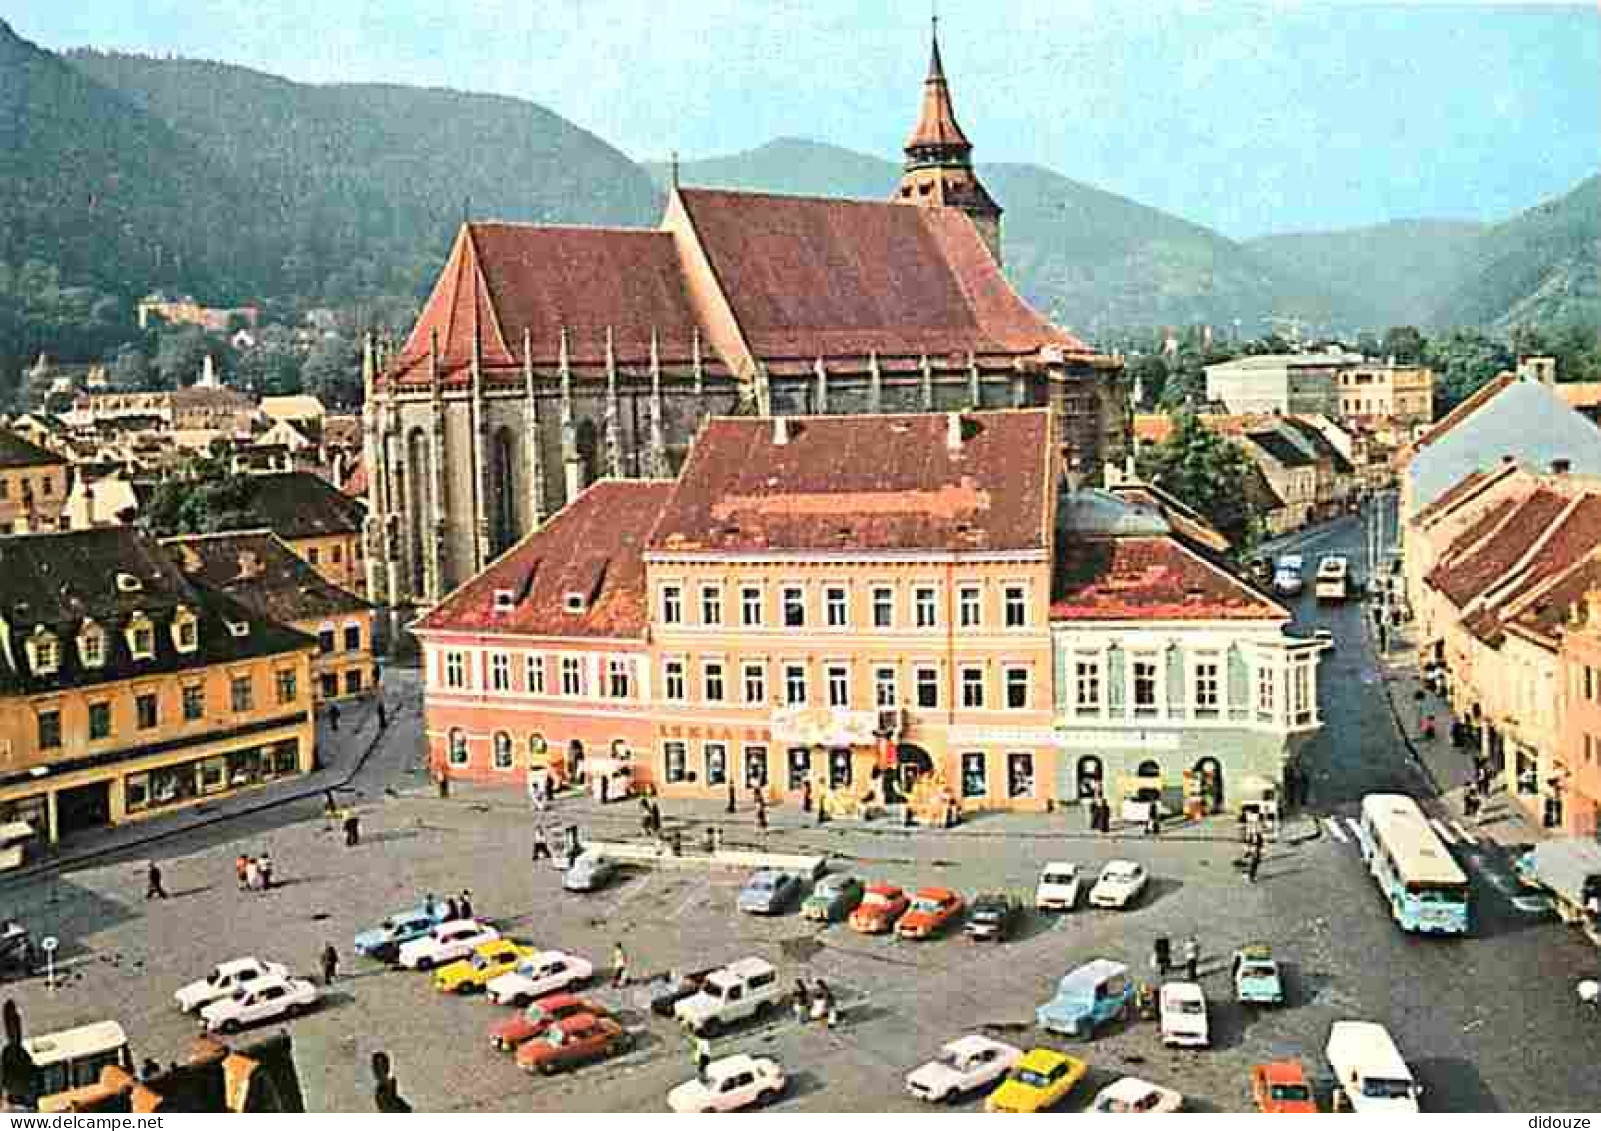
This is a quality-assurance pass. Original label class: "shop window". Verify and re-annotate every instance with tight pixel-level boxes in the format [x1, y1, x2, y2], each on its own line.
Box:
[136, 693, 159, 730]
[37, 709, 61, 750]
[1007, 752, 1035, 799]
[228, 747, 264, 788]
[665, 741, 688, 783]
[270, 740, 298, 776]
[961, 752, 987, 798]
[89, 701, 111, 741]
[125, 774, 150, 813]
[740, 586, 763, 626]
[871, 586, 894, 628]
[345, 669, 363, 696]
[200, 756, 228, 795]
[788, 748, 811, 790]
[744, 746, 768, 787]
[915, 667, 939, 709]
[183, 684, 204, 721]
[705, 743, 728, 786]
[493, 732, 514, 771]
[829, 748, 852, 788]
[276, 669, 298, 705]
[448, 729, 469, 767]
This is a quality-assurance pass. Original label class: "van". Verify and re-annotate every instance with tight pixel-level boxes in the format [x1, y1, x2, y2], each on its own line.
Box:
[674, 957, 782, 1035]
[1326, 1020, 1421, 1113]
[24, 1020, 132, 1105]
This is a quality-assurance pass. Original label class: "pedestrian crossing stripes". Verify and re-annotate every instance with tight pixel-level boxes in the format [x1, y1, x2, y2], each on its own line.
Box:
[1344, 817, 1363, 843]
[1323, 817, 1348, 843]
[1449, 820, 1475, 845]
[1430, 817, 1459, 845]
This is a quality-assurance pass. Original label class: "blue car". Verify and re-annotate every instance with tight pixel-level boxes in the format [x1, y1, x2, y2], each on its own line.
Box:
[353, 904, 448, 962]
[1035, 958, 1134, 1038]
[737, 870, 803, 915]
[1232, 943, 1284, 1005]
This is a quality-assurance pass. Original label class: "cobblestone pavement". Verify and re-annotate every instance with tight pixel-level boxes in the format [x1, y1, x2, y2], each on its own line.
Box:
[4, 519, 1600, 1112]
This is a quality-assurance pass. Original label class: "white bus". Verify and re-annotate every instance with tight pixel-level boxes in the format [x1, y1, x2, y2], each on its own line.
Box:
[1314, 555, 1349, 601]
[1358, 794, 1470, 935]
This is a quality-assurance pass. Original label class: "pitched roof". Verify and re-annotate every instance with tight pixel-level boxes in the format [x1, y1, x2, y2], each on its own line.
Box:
[165, 530, 370, 625]
[0, 427, 63, 469]
[1427, 489, 1569, 607]
[1411, 463, 1517, 528]
[1509, 554, 1601, 645]
[1051, 534, 1288, 621]
[416, 479, 674, 639]
[234, 472, 365, 540]
[647, 410, 1054, 555]
[674, 187, 1086, 360]
[1107, 482, 1232, 553]
[1280, 416, 1355, 474]
[1244, 429, 1315, 469]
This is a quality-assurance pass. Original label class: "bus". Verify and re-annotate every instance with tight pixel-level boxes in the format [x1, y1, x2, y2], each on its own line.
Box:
[1272, 555, 1304, 597]
[1358, 794, 1470, 935]
[24, 1020, 132, 1106]
[1314, 555, 1349, 601]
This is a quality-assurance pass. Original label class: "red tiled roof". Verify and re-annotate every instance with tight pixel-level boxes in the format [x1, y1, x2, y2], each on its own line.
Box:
[416, 480, 674, 639]
[1412, 463, 1517, 528]
[906, 32, 972, 153]
[1501, 494, 1601, 601]
[675, 188, 1087, 361]
[647, 410, 1054, 554]
[1510, 555, 1601, 645]
[341, 455, 367, 499]
[1050, 535, 1287, 621]
[1427, 489, 1568, 607]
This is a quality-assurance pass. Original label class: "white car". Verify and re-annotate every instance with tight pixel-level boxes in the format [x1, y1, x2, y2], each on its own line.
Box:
[1035, 862, 1082, 912]
[1159, 982, 1209, 1047]
[905, 1034, 1022, 1103]
[199, 974, 318, 1033]
[1089, 861, 1148, 909]
[1090, 1076, 1184, 1114]
[397, 919, 500, 971]
[174, 957, 290, 1013]
[486, 950, 594, 1006]
[668, 1054, 786, 1113]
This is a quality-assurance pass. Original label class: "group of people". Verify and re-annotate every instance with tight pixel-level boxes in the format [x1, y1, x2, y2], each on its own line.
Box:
[638, 796, 665, 839]
[1084, 793, 1114, 834]
[423, 890, 475, 923]
[1151, 933, 1202, 981]
[791, 977, 839, 1027]
[726, 782, 771, 832]
[234, 852, 275, 892]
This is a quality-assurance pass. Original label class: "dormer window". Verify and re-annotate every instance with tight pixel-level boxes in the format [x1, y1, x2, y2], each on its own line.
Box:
[115, 572, 144, 594]
[493, 589, 516, 612]
[27, 628, 60, 677]
[172, 606, 199, 654]
[127, 613, 156, 660]
[564, 593, 586, 614]
[226, 619, 250, 638]
[79, 622, 107, 669]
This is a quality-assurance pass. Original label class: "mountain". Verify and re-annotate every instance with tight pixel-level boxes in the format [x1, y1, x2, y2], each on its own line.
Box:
[1246, 219, 1488, 329]
[649, 138, 1339, 338]
[1430, 174, 1601, 332]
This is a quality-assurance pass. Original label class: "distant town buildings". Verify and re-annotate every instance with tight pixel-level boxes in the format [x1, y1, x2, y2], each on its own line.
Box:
[1203, 352, 1352, 417]
[0, 429, 69, 534]
[137, 293, 261, 333]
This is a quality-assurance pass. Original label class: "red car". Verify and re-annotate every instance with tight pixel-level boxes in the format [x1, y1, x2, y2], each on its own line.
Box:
[849, 884, 909, 934]
[896, 887, 965, 939]
[490, 993, 609, 1053]
[1251, 1060, 1318, 1113]
[515, 1013, 631, 1075]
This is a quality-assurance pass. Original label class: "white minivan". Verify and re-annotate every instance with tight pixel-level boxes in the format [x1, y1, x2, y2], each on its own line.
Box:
[1326, 1020, 1422, 1113]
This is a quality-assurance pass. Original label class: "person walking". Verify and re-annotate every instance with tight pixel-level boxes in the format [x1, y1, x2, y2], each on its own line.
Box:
[801, 779, 813, 813]
[725, 781, 736, 815]
[145, 861, 168, 900]
[320, 943, 339, 986]
[1153, 935, 1171, 977]
[1182, 934, 1200, 981]
[443, 895, 460, 922]
[814, 979, 838, 1027]
[611, 942, 629, 988]
[458, 890, 474, 921]
[756, 801, 769, 834]
[423, 892, 438, 919]
[1464, 786, 1482, 822]
[329, 703, 341, 733]
[235, 854, 250, 891]
[376, 700, 388, 730]
[1246, 845, 1263, 884]
[792, 979, 810, 1024]
[343, 810, 361, 847]
[1146, 801, 1161, 837]
[258, 851, 274, 891]
[532, 824, 553, 862]
[694, 1034, 712, 1082]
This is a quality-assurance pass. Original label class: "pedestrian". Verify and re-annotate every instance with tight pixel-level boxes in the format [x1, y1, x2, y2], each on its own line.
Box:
[1246, 846, 1262, 884]
[566, 838, 582, 872]
[792, 979, 810, 1024]
[1146, 801, 1161, 837]
[810, 978, 833, 1023]
[650, 799, 663, 837]
[320, 943, 339, 986]
[323, 791, 339, 828]
[145, 861, 167, 900]
[1182, 934, 1200, 981]
[611, 942, 629, 987]
[694, 1034, 712, 1081]
[444, 894, 460, 922]
[756, 803, 769, 834]
[344, 810, 361, 847]
[246, 857, 262, 892]
[376, 700, 388, 730]
[371, 1051, 411, 1114]
[258, 851, 273, 891]
[424, 892, 438, 918]
[726, 781, 736, 815]
[458, 890, 474, 921]
[816, 794, 828, 826]
[543, 774, 555, 804]
[532, 824, 553, 861]
[1464, 786, 1481, 822]
[801, 779, 813, 813]
[1153, 935, 1171, 976]
[235, 854, 250, 891]
[749, 784, 763, 810]
[329, 703, 341, 732]
[599, 773, 611, 804]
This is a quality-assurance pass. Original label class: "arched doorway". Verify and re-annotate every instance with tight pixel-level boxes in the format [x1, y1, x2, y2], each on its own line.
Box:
[1076, 755, 1104, 800]
[892, 744, 934, 801]
[1135, 759, 1162, 780]
[1194, 756, 1224, 810]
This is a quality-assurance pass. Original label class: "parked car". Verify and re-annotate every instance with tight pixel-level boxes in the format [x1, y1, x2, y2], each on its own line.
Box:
[848, 884, 909, 934]
[199, 974, 317, 1033]
[1089, 1076, 1183, 1113]
[667, 1053, 786, 1112]
[984, 1048, 1087, 1113]
[1036, 958, 1134, 1038]
[1232, 942, 1285, 1006]
[647, 968, 719, 1018]
[964, 892, 1022, 941]
[737, 870, 803, 915]
[352, 904, 447, 963]
[905, 1035, 1022, 1103]
[433, 940, 537, 995]
[486, 950, 594, 1007]
[801, 874, 864, 922]
[1251, 1060, 1318, 1113]
[896, 887, 965, 939]
[397, 920, 500, 971]
[1089, 860, 1148, 909]
[674, 957, 783, 1036]
[174, 958, 290, 1013]
[490, 993, 609, 1053]
[515, 1013, 631, 1075]
[1034, 862, 1082, 912]
[563, 851, 619, 893]
[1158, 982, 1210, 1047]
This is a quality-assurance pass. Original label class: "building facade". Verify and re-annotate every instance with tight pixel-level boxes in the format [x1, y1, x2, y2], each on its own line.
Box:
[0, 429, 69, 534]
[1338, 361, 1434, 427]
[1203, 354, 1347, 417]
[1559, 599, 1601, 839]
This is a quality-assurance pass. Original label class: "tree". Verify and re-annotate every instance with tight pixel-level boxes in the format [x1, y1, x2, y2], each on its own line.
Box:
[1126, 354, 1168, 411]
[153, 326, 213, 389]
[1426, 329, 1513, 414]
[300, 333, 363, 408]
[1381, 326, 1428, 364]
[1137, 411, 1262, 549]
[108, 344, 152, 391]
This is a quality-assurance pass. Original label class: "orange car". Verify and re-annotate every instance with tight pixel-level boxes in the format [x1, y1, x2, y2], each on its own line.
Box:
[896, 887, 965, 939]
[849, 884, 909, 934]
[1251, 1060, 1317, 1113]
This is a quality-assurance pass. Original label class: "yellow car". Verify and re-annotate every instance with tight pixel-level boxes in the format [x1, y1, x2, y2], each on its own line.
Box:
[433, 939, 536, 994]
[984, 1049, 1087, 1113]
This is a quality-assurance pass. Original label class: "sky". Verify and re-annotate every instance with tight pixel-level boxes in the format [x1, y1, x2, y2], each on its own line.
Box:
[10, 1, 1599, 239]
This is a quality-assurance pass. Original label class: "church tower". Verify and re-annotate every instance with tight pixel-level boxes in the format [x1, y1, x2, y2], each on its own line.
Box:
[896, 18, 1003, 264]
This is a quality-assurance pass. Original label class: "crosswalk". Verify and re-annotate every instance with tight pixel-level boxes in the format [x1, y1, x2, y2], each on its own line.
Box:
[1322, 814, 1487, 850]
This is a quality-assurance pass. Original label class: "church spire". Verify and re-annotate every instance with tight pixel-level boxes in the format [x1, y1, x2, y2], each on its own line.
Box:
[905, 16, 972, 162]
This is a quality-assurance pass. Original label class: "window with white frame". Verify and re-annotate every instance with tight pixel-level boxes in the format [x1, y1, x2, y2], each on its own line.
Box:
[1007, 752, 1035, 798]
[444, 651, 466, 689]
[782, 586, 805, 627]
[704, 742, 728, 785]
[874, 666, 898, 708]
[741, 586, 763, 626]
[560, 656, 583, 696]
[1132, 657, 1159, 712]
[664, 658, 686, 701]
[1004, 585, 1028, 628]
[1291, 662, 1311, 723]
[784, 663, 807, 706]
[79, 625, 106, 669]
[608, 658, 632, 698]
[961, 752, 986, 798]
[958, 586, 982, 628]
[960, 666, 985, 708]
[744, 745, 768, 786]
[1256, 664, 1277, 715]
[1193, 657, 1220, 714]
[826, 664, 850, 708]
[915, 666, 939, 708]
[914, 587, 938, 628]
[872, 586, 894, 628]
[489, 652, 511, 692]
[1004, 667, 1029, 709]
[1075, 659, 1101, 711]
[447, 728, 468, 766]
[661, 584, 683, 625]
[703, 660, 726, 703]
[742, 662, 766, 705]
[664, 740, 688, 783]
[700, 585, 723, 626]
[492, 732, 514, 770]
[824, 586, 849, 627]
[525, 654, 545, 694]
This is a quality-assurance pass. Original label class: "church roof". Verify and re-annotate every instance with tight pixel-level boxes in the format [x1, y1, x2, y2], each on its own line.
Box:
[646, 409, 1054, 555]
[674, 187, 1085, 361]
[906, 25, 973, 155]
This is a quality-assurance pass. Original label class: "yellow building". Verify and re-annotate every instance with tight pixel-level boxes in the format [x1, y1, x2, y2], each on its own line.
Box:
[230, 471, 367, 596]
[0, 428, 69, 534]
[0, 527, 316, 846]
[1338, 362, 1434, 426]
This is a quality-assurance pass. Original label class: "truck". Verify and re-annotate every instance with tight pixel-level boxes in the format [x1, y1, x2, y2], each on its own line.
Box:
[673, 956, 784, 1036]
[1514, 839, 1601, 944]
[1325, 1020, 1421, 1114]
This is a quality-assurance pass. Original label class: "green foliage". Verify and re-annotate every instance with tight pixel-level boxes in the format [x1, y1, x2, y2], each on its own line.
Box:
[232, 327, 303, 396]
[140, 457, 259, 537]
[301, 334, 363, 408]
[0, 259, 137, 407]
[108, 344, 151, 391]
[1425, 329, 1513, 413]
[1509, 323, 1601, 385]
[1381, 326, 1428, 364]
[152, 326, 217, 389]
[1137, 412, 1262, 548]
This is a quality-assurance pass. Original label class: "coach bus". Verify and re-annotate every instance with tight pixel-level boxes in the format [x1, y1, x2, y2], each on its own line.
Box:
[1314, 555, 1350, 601]
[1358, 793, 1470, 935]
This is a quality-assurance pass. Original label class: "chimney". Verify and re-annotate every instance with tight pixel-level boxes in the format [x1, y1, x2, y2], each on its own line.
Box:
[946, 411, 962, 453]
[772, 416, 789, 446]
[1552, 458, 1572, 475]
[237, 550, 261, 581]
